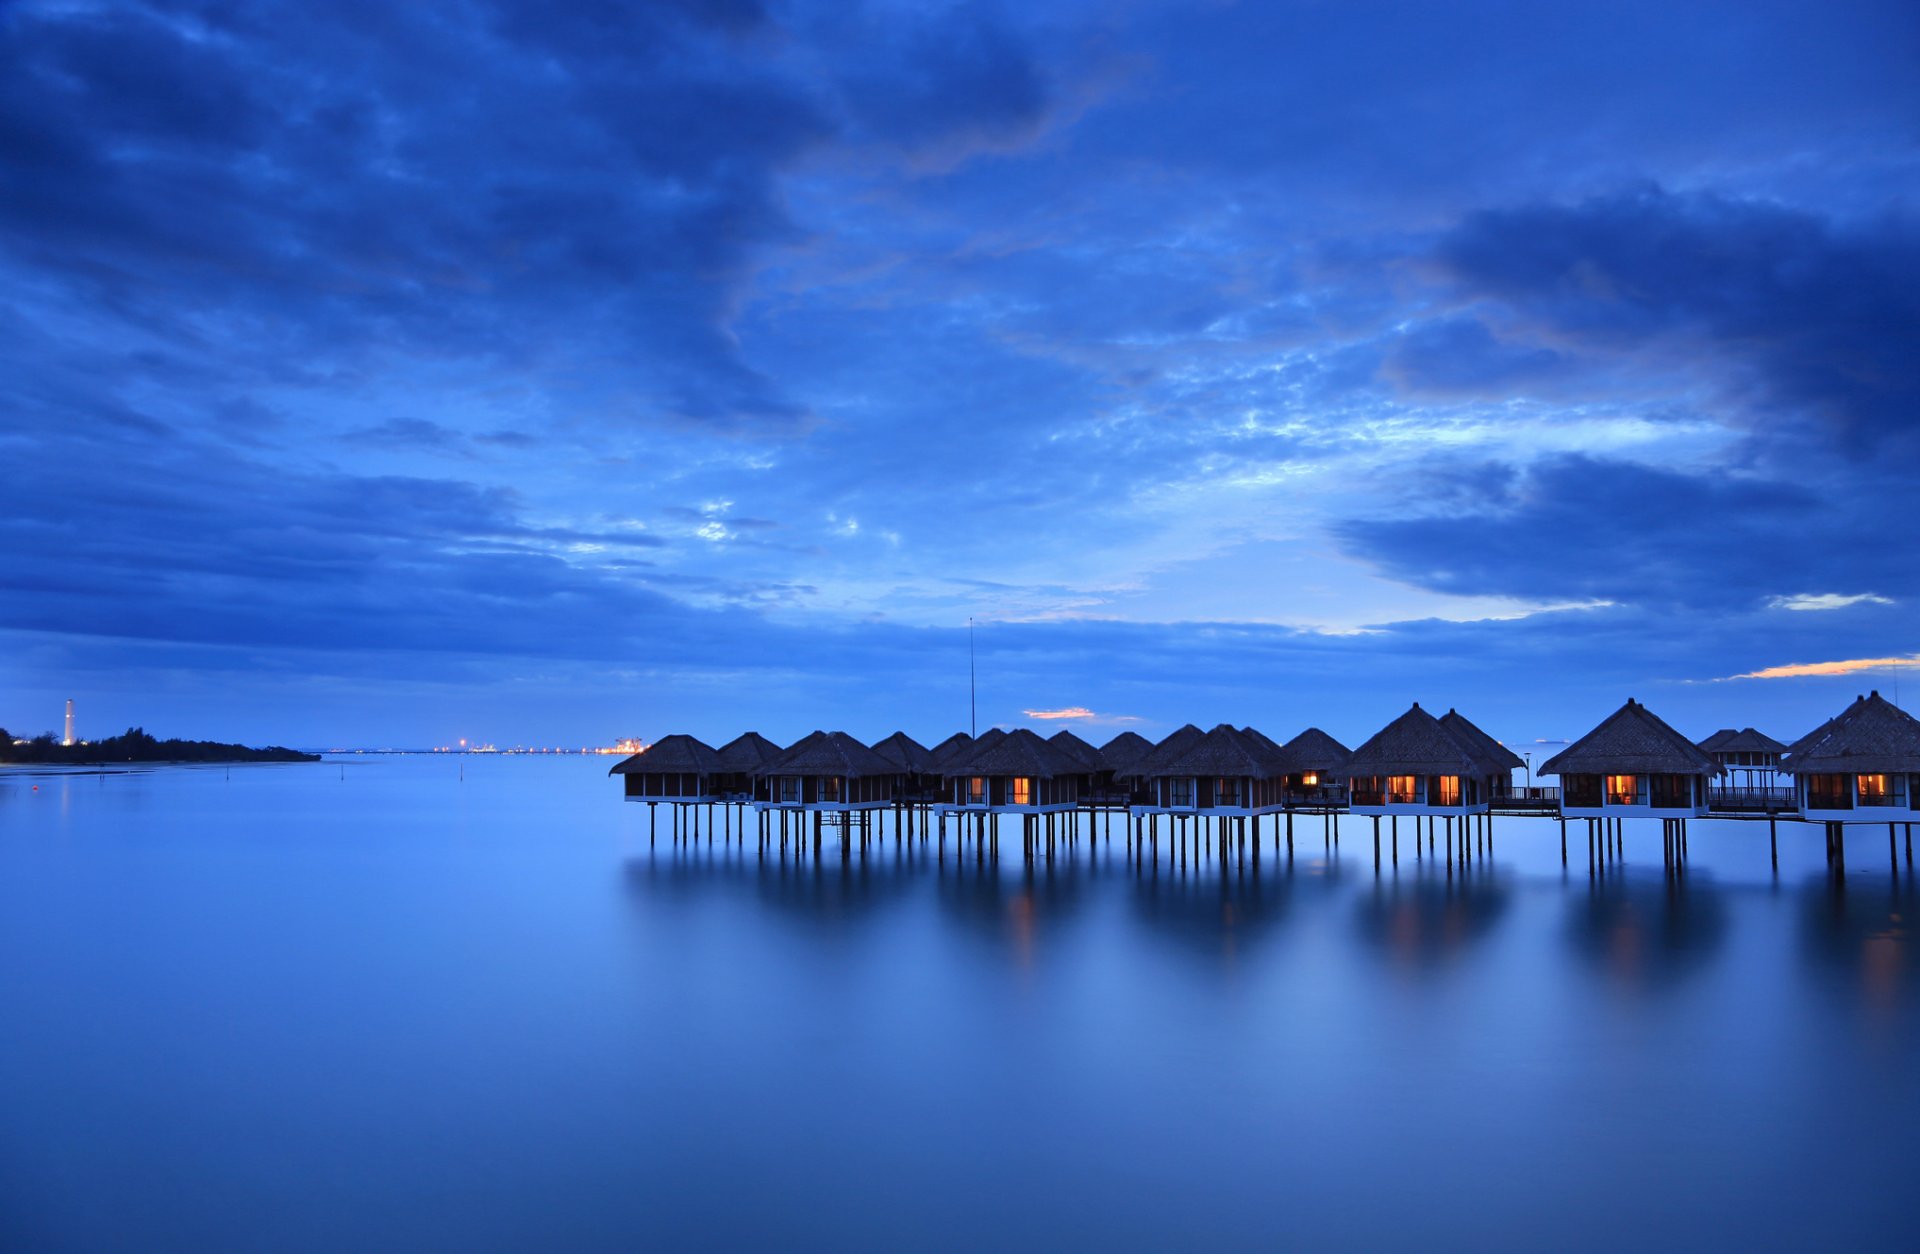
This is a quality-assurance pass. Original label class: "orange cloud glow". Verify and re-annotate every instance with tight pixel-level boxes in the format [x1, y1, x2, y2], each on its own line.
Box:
[1021, 707, 1142, 724]
[1731, 655, 1920, 680]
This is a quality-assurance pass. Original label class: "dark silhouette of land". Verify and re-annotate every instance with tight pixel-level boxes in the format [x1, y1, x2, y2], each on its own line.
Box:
[0, 726, 319, 765]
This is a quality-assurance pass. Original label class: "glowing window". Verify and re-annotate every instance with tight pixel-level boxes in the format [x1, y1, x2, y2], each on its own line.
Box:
[968, 777, 985, 804]
[1607, 774, 1640, 804]
[1388, 775, 1418, 804]
[1012, 777, 1033, 805]
[1432, 776, 1461, 806]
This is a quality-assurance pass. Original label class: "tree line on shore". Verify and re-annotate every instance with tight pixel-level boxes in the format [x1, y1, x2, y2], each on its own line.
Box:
[0, 726, 319, 764]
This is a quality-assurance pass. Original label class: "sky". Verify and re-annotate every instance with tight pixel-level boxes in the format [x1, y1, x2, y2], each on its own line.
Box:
[2, 0, 1917, 752]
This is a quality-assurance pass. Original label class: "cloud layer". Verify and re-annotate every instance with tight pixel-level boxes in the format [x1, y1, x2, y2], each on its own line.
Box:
[2, 0, 1915, 746]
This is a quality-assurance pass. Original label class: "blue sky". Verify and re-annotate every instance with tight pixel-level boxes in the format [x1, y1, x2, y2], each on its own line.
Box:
[2, 0, 1916, 751]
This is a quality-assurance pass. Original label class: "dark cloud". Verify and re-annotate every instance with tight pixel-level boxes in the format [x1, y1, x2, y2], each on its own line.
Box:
[1435, 188, 1920, 451]
[1381, 317, 1568, 396]
[1337, 454, 1909, 611]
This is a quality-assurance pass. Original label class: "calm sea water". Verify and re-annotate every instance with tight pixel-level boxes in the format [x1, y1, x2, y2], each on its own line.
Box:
[2, 755, 1916, 1252]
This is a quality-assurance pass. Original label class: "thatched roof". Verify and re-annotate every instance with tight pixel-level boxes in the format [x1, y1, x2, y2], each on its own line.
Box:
[870, 731, 935, 773]
[1697, 727, 1787, 755]
[952, 728, 1087, 779]
[1279, 727, 1352, 772]
[755, 730, 898, 778]
[608, 733, 722, 776]
[715, 731, 782, 772]
[1346, 704, 1494, 777]
[1538, 699, 1721, 778]
[1153, 724, 1285, 779]
[1439, 709, 1526, 772]
[1047, 729, 1102, 770]
[1121, 724, 1207, 779]
[1097, 730, 1153, 774]
[927, 732, 975, 771]
[1782, 692, 1920, 775]
[1781, 716, 1838, 761]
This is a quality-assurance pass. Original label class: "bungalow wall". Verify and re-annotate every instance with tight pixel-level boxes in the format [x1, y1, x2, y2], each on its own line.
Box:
[946, 774, 1081, 809]
[754, 775, 895, 806]
[624, 772, 713, 800]
[1559, 772, 1706, 816]
[1798, 772, 1920, 821]
[1150, 776, 1287, 810]
[1347, 774, 1489, 811]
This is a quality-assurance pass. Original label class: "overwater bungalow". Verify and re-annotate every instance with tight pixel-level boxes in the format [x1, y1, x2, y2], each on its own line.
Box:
[713, 731, 782, 800]
[1136, 723, 1290, 814]
[1048, 728, 1101, 771]
[927, 732, 976, 776]
[1098, 730, 1152, 773]
[871, 730, 938, 802]
[1113, 724, 1207, 808]
[1697, 727, 1787, 785]
[1783, 691, 1920, 822]
[1438, 709, 1524, 800]
[610, 734, 724, 802]
[1538, 699, 1720, 818]
[1277, 727, 1351, 804]
[752, 730, 898, 811]
[941, 728, 1085, 813]
[1345, 703, 1504, 815]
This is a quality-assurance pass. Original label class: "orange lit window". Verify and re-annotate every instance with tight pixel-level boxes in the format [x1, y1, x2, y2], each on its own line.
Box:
[1432, 776, 1460, 806]
[968, 777, 986, 804]
[1388, 775, 1418, 804]
[1012, 777, 1033, 805]
[1302, 772, 1319, 786]
[1607, 775, 1640, 804]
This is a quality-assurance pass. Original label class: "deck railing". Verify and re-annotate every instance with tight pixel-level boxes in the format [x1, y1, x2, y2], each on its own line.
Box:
[1706, 786, 1795, 813]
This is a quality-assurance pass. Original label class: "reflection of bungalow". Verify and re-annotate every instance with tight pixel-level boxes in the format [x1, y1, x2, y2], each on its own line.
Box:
[1137, 724, 1289, 814]
[871, 731, 938, 802]
[1438, 709, 1523, 799]
[713, 732, 782, 800]
[752, 730, 898, 811]
[1345, 703, 1505, 815]
[1539, 699, 1720, 818]
[1276, 727, 1352, 802]
[610, 734, 723, 802]
[1783, 691, 1920, 823]
[1696, 727, 1787, 785]
[941, 729, 1086, 812]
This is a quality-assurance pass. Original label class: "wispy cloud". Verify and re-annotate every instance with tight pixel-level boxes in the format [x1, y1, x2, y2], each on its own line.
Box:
[1729, 655, 1920, 680]
[1766, 592, 1894, 612]
[1021, 706, 1141, 725]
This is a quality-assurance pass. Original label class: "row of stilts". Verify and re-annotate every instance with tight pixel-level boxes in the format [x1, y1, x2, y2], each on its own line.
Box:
[644, 801, 1495, 877]
[644, 800, 1918, 883]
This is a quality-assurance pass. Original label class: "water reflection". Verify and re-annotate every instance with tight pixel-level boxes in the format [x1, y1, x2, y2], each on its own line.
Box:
[1354, 864, 1511, 970]
[1799, 873, 1918, 1006]
[1564, 869, 1728, 989]
[623, 842, 922, 927]
[1130, 862, 1300, 962]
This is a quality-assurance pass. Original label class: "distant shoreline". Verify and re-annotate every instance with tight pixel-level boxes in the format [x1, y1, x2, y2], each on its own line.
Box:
[0, 727, 320, 766]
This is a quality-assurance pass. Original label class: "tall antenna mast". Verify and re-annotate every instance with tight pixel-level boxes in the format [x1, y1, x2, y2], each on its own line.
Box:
[968, 617, 977, 737]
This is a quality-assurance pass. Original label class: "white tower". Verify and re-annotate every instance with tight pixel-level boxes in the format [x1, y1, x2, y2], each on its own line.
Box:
[63, 699, 74, 747]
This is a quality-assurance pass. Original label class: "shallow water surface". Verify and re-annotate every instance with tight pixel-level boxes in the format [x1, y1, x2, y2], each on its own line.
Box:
[2, 756, 1916, 1251]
